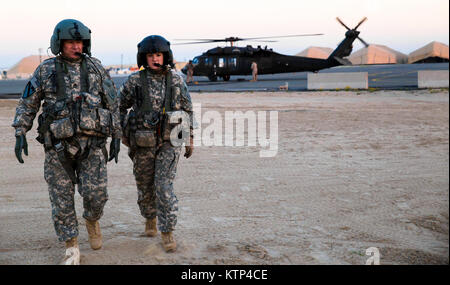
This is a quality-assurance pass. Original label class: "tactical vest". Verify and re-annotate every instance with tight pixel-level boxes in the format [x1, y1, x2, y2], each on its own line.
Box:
[124, 68, 186, 148]
[38, 57, 113, 146]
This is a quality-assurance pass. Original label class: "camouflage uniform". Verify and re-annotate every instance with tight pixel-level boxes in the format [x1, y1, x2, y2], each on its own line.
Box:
[12, 56, 121, 242]
[119, 67, 193, 233]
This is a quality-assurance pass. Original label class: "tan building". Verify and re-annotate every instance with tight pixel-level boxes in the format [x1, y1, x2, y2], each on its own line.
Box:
[174, 61, 187, 71]
[296, 47, 333, 59]
[348, 45, 408, 65]
[408, 41, 449, 63]
[7, 55, 52, 79]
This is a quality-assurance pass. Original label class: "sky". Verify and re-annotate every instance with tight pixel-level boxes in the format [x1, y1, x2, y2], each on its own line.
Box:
[0, 0, 448, 69]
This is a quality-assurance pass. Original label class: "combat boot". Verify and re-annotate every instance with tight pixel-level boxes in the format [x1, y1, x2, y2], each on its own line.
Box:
[145, 217, 157, 237]
[85, 219, 102, 250]
[161, 232, 176, 252]
[62, 237, 80, 265]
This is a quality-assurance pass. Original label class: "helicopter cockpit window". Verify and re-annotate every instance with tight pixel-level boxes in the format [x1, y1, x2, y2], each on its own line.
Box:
[228, 58, 237, 67]
[219, 58, 225, 68]
[193, 57, 199, 65]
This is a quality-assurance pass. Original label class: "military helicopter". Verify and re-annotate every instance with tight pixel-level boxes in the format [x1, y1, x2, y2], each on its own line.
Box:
[178, 17, 368, 82]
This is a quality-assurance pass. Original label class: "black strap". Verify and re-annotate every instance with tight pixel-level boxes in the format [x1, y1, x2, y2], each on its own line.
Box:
[139, 69, 152, 113]
[80, 59, 89, 93]
[163, 71, 172, 114]
[55, 58, 67, 102]
[54, 142, 78, 184]
[160, 71, 172, 141]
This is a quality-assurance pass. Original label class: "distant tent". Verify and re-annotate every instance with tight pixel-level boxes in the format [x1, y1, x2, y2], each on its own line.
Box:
[7, 55, 52, 79]
[348, 45, 408, 65]
[408, 41, 449, 63]
[296, 47, 333, 59]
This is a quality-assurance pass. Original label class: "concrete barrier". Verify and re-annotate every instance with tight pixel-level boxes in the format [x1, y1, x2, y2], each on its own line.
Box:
[418, 70, 449, 88]
[307, 72, 368, 90]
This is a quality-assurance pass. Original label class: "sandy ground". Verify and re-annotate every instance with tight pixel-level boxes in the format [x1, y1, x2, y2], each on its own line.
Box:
[0, 90, 448, 265]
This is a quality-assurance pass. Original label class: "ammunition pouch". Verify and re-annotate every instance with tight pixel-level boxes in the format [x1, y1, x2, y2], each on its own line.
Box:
[50, 117, 75, 139]
[134, 129, 157, 147]
[123, 110, 161, 148]
[133, 111, 159, 148]
[78, 99, 112, 137]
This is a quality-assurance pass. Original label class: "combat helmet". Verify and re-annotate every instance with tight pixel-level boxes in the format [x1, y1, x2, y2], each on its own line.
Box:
[137, 35, 174, 68]
[50, 19, 92, 56]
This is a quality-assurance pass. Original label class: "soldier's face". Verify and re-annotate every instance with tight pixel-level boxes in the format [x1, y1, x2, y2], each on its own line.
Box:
[62, 40, 83, 59]
[146, 52, 164, 70]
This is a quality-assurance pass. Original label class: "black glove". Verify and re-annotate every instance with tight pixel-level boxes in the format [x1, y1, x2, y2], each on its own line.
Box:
[15, 134, 28, 164]
[184, 137, 194, 159]
[108, 138, 120, 163]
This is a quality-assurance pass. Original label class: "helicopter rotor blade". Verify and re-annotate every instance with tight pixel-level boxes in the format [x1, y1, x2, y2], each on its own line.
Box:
[354, 17, 368, 30]
[357, 36, 370, 48]
[172, 41, 224, 45]
[172, 34, 323, 45]
[241, 34, 323, 41]
[172, 39, 278, 45]
[173, 38, 230, 41]
[336, 17, 351, 30]
[172, 38, 245, 45]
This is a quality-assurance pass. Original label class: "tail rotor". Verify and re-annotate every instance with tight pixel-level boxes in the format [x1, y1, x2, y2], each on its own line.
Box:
[354, 17, 368, 30]
[336, 17, 369, 47]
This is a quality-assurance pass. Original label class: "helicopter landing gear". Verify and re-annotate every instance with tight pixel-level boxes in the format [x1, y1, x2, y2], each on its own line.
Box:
[222, 75, 230, 81]
[208, 75, 218, 82]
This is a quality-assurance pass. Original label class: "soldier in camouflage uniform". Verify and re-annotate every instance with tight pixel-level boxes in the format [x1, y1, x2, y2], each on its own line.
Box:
[119, 35, 194, 252]
[12, 19, 121, 264]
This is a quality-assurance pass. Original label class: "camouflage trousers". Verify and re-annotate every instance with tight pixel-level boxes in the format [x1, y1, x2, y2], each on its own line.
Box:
[132, 142, 181, 233]
[44, 147, 108, 242]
